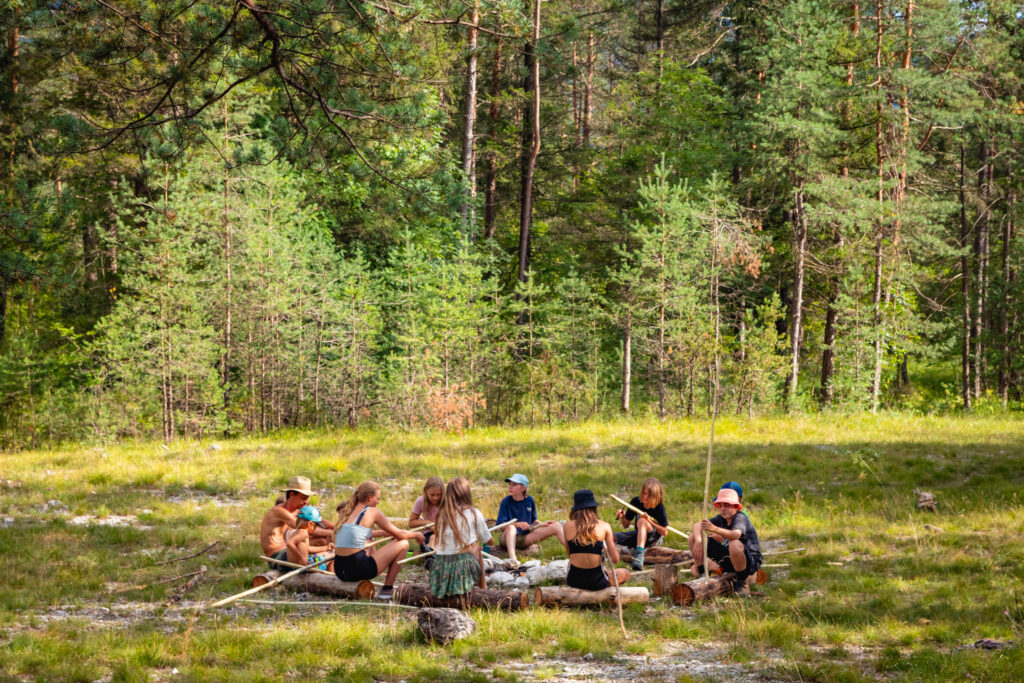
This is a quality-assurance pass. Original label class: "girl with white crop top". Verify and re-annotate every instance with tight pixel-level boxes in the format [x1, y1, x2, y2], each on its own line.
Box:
[334, 481, 425, 601]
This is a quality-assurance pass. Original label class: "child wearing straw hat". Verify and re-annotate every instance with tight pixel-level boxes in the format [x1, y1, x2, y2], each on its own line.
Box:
[286, 505, 334, 572]
[562, 490, 630, 590]
[689, 487, 762, 591]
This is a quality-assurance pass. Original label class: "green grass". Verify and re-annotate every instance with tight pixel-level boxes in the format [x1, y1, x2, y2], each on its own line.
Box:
[1, 414, 1022, 681]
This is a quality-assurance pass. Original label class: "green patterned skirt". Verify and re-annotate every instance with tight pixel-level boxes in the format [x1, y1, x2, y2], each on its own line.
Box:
[429, 552, 480, 598]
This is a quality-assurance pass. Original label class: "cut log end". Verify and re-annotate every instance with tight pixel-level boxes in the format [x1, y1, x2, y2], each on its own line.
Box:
[671, 570, 767, 605]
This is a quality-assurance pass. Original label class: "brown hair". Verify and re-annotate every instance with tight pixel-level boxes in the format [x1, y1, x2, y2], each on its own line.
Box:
[641, 478, 664, 508]
[336, 481, 380, 525]
[421, 475, 444, 518]
[434, 476, 474, 549]
[569, 507, 600, 546]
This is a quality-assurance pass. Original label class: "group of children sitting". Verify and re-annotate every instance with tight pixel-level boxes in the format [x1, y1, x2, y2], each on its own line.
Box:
[260, 474, 762, 601]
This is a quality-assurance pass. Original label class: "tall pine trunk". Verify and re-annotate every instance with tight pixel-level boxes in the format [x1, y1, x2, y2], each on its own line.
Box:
[460, 1, 479, 232]
[517, 0, 541, 288]
[621, 314, 631, 413]
[787, 189, 807, 408]
[483, 34, 502, 240]
[870, 0, 885, 413]
[1000, 159, 1014, 406]
[960, 144, 972, 410]
[973, 140, 990, 399]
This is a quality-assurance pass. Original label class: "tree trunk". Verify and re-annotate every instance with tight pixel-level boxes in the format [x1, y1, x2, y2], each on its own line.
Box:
[250, 570, 375, 600]
[652, 563, 678, 596]
[788, 191, 807, 408]
[974, 140, 990, 399]
[483, 34, 502, 240]
[1001, 159, 1014, 406]
[584, 33, 594, 144]
[222, 102, 233, 414]
[517, 0, 541, 287]
[621, 315, 631, 412]
[671, 570, 767, 605]
[460, 0, 479, 233]
[870, 0, 885, 414]
[960, 144, 972, 410]
[534, 585, 649, 606]
[394, 583, 528, 610]
[0, 275, 6, 348]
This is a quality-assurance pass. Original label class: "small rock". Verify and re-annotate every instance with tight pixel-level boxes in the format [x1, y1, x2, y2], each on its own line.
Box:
[519, 560, 542, 569]
[973, 639, 1013, 650]
[513, 576, 530, 590]
[582, 652, 594, 661]
[207, 443, 222, 452]
[923, 524, 943, 533]
[488, 571, 515, 586]
[417, 607, 476, 645]
[915, 489, 937, 512]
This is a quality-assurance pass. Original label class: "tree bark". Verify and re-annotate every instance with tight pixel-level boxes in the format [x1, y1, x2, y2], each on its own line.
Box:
[250, 570, 375, 600]
[394, 583, 528, 610]
[973, 140, 991, 399]
[652, 563, 678, 596]
[787, 190, 807, 408]
[460, 0, 479, 233]
[517, 0, 541, 287]
[534, 585, 649, 606]
[483, 34, 502, 240]
[1001, 159, 1014, 406]
[671, 570, 766, 605]
[621, 315, 631, 412]
[871, 0, 885, 414]
[960, 144, 972, 409]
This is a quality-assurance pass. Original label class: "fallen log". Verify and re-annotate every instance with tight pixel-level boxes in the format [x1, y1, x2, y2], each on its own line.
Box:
[652, 563, 678, 596]
[641, 547, 691, 565]
[671, 569, 767, 605]
[393, 583, 528, 611]
[250, 569, 375, 599]
[534, 585, 649, 607]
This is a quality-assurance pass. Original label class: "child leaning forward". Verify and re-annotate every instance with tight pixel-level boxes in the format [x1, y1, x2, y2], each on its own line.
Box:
[689, 487, 762, 592]
[614, 477, 670, 570]
[428, 476, 492, 599]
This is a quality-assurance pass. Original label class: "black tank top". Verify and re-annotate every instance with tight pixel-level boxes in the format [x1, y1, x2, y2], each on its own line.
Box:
[567, 535, 604, 555]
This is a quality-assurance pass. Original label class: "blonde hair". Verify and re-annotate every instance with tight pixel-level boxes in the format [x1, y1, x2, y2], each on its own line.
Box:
[421, 475, 444, 517]
[337, 481, 380, 525]
[434, 476, 474, 549]
[569, 507, 601, 546]
[641, 478, 664, 508]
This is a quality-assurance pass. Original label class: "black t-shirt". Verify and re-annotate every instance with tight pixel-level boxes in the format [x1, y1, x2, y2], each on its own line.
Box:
[709, 511, 761, 559]
[625, 497, 668, 530]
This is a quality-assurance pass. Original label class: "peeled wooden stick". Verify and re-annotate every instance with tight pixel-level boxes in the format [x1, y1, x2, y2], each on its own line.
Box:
[764, 547, 805, 557]
[367, 521, 435, 549]
[258, 556, 333, 575]
[609, 494, 689, 539]
[210, 553, 334, 608]
[398, 519, 517, 565]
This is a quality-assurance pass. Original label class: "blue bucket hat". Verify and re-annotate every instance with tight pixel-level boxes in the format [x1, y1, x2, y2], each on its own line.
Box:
[720, 481, 743, 499]
[297, 505, 325, 527]
[505, 473, 530, 487]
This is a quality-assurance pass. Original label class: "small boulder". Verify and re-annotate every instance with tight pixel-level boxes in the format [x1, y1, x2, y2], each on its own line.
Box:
[417, 607, 476, 645]
[915, 490, 937, 512]
[487, 570, 515, 586]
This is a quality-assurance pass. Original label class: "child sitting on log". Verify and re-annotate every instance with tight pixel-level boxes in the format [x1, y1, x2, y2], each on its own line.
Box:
[496, 473, 565, 567]
[614, 477, 670, 570]
[334, 481, 426, 601]
[409, 475, 443, 562]
[429, 476, 493, 599]
[688, 487, 762, 592]
[286, 505, 334, 572]
[562, 490, 630, 590]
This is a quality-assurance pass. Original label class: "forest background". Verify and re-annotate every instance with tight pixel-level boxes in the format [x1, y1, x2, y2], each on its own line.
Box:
[2, 0, 1023, 448]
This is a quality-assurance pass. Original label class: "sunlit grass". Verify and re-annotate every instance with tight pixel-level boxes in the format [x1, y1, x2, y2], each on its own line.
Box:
[1, 414, 1022, 680]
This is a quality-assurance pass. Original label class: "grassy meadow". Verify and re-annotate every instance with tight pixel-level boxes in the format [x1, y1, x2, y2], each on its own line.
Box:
[1, 414, 1022, 681]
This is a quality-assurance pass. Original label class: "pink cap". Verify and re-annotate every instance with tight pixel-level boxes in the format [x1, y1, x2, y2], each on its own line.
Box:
[713, 488, 742, 509]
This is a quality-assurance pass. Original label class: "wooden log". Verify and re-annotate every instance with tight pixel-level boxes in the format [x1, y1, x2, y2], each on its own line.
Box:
[392, 583, 528, 611]
[250, 569, 375, 599]
[652, 563, 678, 596]
[633, 547, 691, 565]
[671, 569, 767, 605]
[534, 585, 649, 607]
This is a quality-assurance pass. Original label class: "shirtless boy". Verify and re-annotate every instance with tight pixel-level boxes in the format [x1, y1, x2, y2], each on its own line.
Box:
[260, 475, 333, 569]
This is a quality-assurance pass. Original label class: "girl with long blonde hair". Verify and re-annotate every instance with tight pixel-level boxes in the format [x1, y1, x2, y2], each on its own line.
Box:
[428, 477, 492, 599]
[562, 490, 630, 590]
[334, 481, 425, 601]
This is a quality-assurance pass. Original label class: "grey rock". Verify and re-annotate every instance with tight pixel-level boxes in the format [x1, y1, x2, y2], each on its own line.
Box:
[417, 607, 476, 645]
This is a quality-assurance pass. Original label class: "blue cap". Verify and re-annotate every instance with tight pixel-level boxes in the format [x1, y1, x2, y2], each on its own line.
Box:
[720, 481, 743, 499]
[505, 473, 529, 487]
[297, 505, 325, 527]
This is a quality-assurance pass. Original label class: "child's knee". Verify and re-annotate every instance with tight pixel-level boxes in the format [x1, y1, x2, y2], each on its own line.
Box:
[396, 539, 410, 552]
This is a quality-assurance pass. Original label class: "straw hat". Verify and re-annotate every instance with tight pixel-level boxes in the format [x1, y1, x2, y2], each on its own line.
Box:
[281, 476, 314, 496]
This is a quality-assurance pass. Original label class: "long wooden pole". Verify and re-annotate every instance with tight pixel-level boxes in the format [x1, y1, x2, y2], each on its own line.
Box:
[366, 521, 435, 549]
[604, 545, 627, 637]
[210, 553, 334, 608]
[609, 494, 689, 539]
[398, 519, 517, 565]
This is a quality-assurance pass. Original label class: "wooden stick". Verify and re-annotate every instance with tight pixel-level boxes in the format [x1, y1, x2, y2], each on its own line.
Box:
[764, 547, 805, 557]
[239, 599, 419, 610]
[258, 556, 333, 575]
[398, 519, 517, 565]
[155, 541, 219, 566]
[605, 546, 627, 637]
[609, 494, 689, 539]
[367, 521, 435, 549]
[209, 553, 334, 608]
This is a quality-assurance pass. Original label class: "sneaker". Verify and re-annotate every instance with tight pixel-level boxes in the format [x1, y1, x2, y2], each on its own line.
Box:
[631, 548, 645, 571]
[730, 574, 751, 596]
[376, 587, 394, 601]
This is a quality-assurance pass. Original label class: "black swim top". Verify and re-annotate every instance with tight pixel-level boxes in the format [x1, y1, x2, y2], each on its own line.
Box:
[567, 535, 604, 555]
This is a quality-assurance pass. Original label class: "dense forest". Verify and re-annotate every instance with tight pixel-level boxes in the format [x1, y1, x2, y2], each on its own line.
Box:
[1, 0, 1021, 446]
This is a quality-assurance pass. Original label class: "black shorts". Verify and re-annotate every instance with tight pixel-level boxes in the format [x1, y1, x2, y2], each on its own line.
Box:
[707, 540, 761, 577]
[335, 550, 379, 582]
[267, 548, 290, 571]
[613, 529, 662, 549]
[566, 564, 610, 591]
